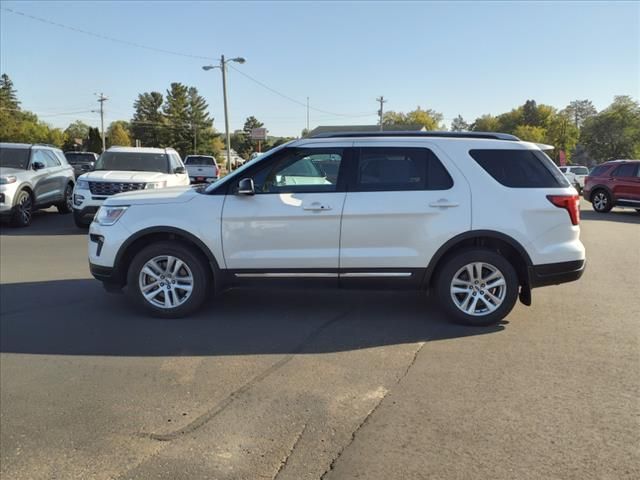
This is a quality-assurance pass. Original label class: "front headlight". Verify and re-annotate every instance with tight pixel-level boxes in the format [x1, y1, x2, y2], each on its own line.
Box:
[95, 206, 128, 226]
[145, 181, 166, 189]
[0, 176, 17, 184]
[76, 179, 90, 190]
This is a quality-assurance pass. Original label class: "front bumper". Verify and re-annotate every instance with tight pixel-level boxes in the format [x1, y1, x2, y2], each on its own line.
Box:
[528, 259, 585, 288]
[74, 205, 100, 222]
[0, 183, 19, 214]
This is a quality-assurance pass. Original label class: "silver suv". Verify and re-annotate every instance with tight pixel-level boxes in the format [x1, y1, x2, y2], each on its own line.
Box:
[0, 143, 76, 227]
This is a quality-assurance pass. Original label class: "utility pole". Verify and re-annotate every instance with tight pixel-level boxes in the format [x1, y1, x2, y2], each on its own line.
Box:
[96, 93, 108, 152]
[220, 55, 232, 173]
[376, 96, 386, 131]
[306, 96, 310, 133]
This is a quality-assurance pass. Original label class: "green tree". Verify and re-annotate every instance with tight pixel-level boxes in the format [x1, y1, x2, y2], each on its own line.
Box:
[163, 83, 191, 157]
[450, 115, 470, 131]
[0, 73, 20, 111]
[471, 114, 500, 131]
[513, 125, 546, 143]
[186, 86, 215, 155]
[545, 112, 579, 162]
[580, 96, 640, 161]
[383, 107, 443, 130]
[564, 99, 597, 127]
[87, 127, 102, 153]
[131, 91, 165, 148]
[62, 120, 91, 151]
[107, 121, 132, 147]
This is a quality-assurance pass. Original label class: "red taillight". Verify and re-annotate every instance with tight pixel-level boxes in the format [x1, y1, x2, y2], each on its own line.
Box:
[547, 194, 580, 225]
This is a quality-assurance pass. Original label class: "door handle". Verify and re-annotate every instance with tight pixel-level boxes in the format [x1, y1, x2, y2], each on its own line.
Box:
[303, 202, 331, 211]
[429, 199, 459, 208]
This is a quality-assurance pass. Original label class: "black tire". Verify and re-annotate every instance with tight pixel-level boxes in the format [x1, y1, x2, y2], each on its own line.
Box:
[125, 241, 211, 318]
[591, 189, 612, 213]
[11, 190, 34, 227]
[435, 248, 519, 326]
[56, 183, 74, 214]
[73, 210, 91, 228]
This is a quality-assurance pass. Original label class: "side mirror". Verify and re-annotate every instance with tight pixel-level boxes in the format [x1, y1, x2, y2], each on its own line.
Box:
[174, 166, 186, 174]
[237, 178, 255, 195]
[32, 161, 45, 171]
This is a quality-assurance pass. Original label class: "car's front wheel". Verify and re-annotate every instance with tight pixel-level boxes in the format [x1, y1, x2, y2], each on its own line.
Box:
[436, 249, 519, 326]
[591, 189, 612, 213]
[11, 190, 33, 227]
[57, 183, 74, 214]
[126, 241, 210, 318]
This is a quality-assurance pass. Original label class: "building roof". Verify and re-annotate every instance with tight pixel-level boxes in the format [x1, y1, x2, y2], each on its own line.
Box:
[307, 124, 426, 137]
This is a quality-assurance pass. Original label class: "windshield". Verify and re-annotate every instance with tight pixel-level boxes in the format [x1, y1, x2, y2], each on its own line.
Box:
[0, 147, 30, 169]
[65, 153, 96, 164]
[94, 151, 170, 173]
[185, 156, 215, 166]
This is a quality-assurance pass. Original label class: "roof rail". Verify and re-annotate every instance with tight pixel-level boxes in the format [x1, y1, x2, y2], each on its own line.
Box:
[309, 131, 520, 141]
[33, 143, 59, 148]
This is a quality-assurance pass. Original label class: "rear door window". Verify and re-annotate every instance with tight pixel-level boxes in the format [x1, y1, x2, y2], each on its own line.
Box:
[612, 163, 638, 178]
[589, 164, 609, 176]
[469, 149, 569, 188]
[354, 147, 453, 191]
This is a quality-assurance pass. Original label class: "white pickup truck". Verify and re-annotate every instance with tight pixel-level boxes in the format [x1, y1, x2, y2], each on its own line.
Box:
[559, 165, 589, 192]
[184, 155, 219, 184]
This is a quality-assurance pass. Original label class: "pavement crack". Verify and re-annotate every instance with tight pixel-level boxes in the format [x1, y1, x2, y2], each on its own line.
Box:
[273, 423, 307, 479]
[319, 341, 425, 479]
[140, 310, 351, 442]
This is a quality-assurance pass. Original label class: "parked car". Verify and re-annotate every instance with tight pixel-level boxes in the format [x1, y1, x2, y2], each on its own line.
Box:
[0, 143, 75, 227]
[72, 146, 189, 227]
[87, 131, 585, 326]
[558, 165, 589, 192]
[184, 155, 219, 183]
[64, 151, 98, 178]
[583, 159, 640, 213]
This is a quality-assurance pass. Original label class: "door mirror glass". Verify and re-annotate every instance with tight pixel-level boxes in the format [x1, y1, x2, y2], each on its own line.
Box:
[174, 166, 186, 174]
[32, 161, 45, 171]
[237, 178, 255, 195]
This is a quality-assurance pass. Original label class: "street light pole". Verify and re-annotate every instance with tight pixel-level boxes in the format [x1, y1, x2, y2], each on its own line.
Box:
[96, 93, 108, 152]
[220, 55, 232, 174]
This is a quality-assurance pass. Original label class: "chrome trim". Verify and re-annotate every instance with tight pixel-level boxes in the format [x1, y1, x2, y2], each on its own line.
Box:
[618, 198, 640, 203]
[234, 273, 338, 278]
[341, 272, 412, 278]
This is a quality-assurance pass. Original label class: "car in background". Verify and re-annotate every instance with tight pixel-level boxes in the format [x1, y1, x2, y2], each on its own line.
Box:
[0, 143, 75, 227]
[184, 155, 219, 183]
[583, 160, 640, 213]
[64, 151, 98, 178]
[72, 146, 189, 227]
[559, 165, 589, 193]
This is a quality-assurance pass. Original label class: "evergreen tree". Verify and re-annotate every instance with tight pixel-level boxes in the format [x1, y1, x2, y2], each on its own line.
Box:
[131, 92, 164, 147]
[87, 128, 103, 153]
[186, 86, 214, 155]
[450, 115, 470, 131]
[0, 73, 20, 111]
[163, 83, 191, 157]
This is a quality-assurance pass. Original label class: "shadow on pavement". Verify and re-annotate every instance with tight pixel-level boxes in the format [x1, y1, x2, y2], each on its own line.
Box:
[0, 209, 83, 236]
[580, 208, 640, 224]
[0, 279, 504, 357]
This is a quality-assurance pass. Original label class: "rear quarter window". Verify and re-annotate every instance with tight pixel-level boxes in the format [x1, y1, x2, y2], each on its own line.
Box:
[469, 149, 569, 188]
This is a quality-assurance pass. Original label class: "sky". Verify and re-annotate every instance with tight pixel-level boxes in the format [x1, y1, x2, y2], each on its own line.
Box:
[1, 0, 639, 137]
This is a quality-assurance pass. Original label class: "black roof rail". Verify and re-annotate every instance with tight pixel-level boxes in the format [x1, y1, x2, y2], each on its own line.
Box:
[309, 131, 520, 141]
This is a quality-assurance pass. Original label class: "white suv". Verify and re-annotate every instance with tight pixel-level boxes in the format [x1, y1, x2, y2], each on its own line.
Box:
[559, 165, 589, 192]
[87, 132, 585, 326]
[73, 146, 189, 227]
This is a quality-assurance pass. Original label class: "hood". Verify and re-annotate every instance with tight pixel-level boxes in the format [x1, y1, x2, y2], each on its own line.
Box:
[0, 167, 28, 178]
[104, 185, 198, 206]
[80, 170, 169, 182]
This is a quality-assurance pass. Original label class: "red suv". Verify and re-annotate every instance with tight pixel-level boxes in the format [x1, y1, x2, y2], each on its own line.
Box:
[584, 160, 640, 213]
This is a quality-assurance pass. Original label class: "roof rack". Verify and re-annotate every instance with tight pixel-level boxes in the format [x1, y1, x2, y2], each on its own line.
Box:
[309, 131, 520, 141]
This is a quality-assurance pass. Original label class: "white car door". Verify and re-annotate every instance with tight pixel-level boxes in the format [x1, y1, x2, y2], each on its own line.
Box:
[221, 144, 348, 271]
[339, 142, 471, 277]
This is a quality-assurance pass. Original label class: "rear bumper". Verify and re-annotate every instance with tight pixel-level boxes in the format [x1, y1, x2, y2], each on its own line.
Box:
[528, 259, 585, 288]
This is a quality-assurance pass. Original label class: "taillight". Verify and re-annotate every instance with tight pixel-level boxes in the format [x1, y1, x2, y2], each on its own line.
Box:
[547, 194, 580, 225]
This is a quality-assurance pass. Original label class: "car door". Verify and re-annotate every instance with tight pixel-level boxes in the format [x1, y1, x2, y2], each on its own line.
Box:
[611, 163, 640, 202]
[221, 144, 349, 272]
[339, 142, 471, 283]
[30, 149, 59, 204]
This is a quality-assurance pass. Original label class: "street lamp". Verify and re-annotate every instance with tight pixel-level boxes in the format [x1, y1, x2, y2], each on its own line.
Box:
[203, 55, 246, 174]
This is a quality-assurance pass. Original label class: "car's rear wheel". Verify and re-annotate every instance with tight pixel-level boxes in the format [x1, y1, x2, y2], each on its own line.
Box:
[126, 241, 210, 318]
[56, 183, 74, 214]
[11, 190, 33, 227]
[436, 249, 519, 326]
[591, 189, 612, 213]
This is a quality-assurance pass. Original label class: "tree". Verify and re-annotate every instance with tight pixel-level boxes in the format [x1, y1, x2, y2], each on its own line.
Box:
[580, 96, 640, 161]
[545, 112, 579, 162]
[163, 83, 192, 157]
[301, 128, 310, 138]
[514, 125, 546, 143]
[131, 91, 164, 148]
[0, 73, 19, 111]
[564, 100, 597, 128]
[450, 115, 470, 131]
[87, 127, 103, 153]
[383, 107, 443, 130]
[107, 121, 131, 147]
[471, 114, 500, 132]
[62, 120, 91, 151]
[522, 99, 540, 126]
[186, 86, 215, 156]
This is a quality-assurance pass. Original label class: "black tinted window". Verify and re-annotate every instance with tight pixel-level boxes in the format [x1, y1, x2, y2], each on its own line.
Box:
[589, 165, 609, 176]
[356, 147, 453, 191]
[94, 152, 170, 173]
[469, 149, 569, 188]
[185, 156, 215, 166]
[613, 163, 638, 178]
[65, 153, 96, 164]
[0, 147, 30, 169]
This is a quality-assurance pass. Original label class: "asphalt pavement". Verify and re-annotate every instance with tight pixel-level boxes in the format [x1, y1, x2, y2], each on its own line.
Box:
[0, 202, 638, 480]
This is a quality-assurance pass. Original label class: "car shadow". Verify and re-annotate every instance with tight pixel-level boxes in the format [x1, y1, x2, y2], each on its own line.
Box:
[0, 209, 83, 236]
[0, 279, 505, 357]
[581, 208, 640, 224]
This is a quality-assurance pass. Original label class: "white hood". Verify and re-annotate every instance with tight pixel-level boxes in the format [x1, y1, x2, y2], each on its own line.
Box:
[80, 170, 169, 183]
[103, 186, 197, 206]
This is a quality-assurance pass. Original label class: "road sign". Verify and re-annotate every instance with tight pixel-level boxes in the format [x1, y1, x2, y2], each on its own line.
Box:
[250, 128, 267, 140]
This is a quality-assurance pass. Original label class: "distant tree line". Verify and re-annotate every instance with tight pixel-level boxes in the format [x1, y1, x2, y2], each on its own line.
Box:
[2, 73, 639, 164]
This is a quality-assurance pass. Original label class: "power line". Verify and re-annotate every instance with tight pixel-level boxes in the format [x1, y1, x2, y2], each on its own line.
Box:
[2, 7, 216, 61]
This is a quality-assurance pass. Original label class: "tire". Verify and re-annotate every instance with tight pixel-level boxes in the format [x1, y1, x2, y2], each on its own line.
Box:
[436, 248, 519, 326]
[126, 241, 210, 318]
[591, 189, 612, 213]
[11, 190, 34, 227]
[56, 183, 74, 214]
[73, 210, 91, 228]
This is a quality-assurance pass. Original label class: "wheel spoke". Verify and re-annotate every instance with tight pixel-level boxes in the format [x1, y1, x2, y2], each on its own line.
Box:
[172, 259, 184, 276]
[452, 286, 470, 294]
[142, 267, 160, 280]
[485, 278, 505, 289]
[164, 290, 173, 307]
[174, 283, 193, 292]
[466, 295, 479, 313]
[143, 287, 162, 300]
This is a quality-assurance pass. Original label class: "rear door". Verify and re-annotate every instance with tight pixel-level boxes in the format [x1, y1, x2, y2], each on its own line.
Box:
[222, 144, 349, 272]
[339, 142, 471, 282]
[611, 163, 640, 202]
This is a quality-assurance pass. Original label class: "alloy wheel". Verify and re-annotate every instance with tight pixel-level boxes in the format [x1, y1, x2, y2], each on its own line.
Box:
[19, 193, 32, 224]
[450, 262, 507, 316]
[138, 255, 194, 309]
[593, 192, 608, 211]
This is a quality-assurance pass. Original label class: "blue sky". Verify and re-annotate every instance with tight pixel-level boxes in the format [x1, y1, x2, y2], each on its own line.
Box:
[1, 0, 638, 137]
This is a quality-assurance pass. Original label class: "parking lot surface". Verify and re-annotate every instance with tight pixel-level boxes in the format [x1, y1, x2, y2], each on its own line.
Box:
[1, 203, 639, 480]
